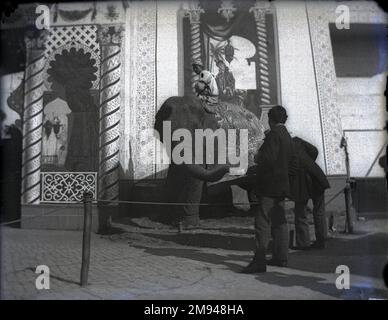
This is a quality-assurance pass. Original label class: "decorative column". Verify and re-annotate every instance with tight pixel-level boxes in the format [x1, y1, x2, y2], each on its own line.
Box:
[184, 1, 204, 93]
[249, 1, 271, 105]
[21, 30, 48, 204]
[97, 25, 123, 204]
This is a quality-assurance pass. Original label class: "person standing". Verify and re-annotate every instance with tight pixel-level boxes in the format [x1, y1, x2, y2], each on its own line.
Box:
[291, 137, 330, 249]
[241, 106, 296, 273]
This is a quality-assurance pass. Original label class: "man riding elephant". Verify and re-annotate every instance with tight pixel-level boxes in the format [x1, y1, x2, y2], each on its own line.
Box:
[192, 59, 219, 107]
[154, 59, 265, 228]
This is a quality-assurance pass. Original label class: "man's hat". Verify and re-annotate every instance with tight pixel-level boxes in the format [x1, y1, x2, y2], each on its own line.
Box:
[268, 105, 288, 124]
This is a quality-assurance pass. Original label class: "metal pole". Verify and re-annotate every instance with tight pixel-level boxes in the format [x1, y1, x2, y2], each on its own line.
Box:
[80, 191, 93, 286]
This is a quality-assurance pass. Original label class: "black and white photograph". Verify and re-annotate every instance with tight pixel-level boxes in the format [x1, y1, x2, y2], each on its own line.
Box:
[0, 0, 387, 303]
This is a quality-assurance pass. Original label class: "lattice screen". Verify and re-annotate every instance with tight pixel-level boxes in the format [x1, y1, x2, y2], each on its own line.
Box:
[43, 25, 100, 90]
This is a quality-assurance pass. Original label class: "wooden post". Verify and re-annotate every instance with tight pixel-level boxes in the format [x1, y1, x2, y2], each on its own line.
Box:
[344, 183, 355, 234]
[341, 136, 355, 234]
[80, 191, 93, 286]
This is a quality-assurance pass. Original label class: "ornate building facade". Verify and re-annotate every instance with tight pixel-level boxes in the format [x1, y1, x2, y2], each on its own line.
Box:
[0, 1, 386, 230]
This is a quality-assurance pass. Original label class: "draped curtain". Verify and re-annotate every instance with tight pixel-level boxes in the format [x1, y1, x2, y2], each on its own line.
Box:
[201, 12, 254, 70]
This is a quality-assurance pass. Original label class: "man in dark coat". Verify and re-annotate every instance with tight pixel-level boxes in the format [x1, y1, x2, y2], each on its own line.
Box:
[291, 137, 330, 249]
[242, 106, 296, 273]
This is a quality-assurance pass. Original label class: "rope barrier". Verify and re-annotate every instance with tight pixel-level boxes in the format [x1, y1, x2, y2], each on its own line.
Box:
[95, 199, 267, 206]
[93, 189, 347, 207]
[0, 187, 347, 227]
[0, 206, 68, 226]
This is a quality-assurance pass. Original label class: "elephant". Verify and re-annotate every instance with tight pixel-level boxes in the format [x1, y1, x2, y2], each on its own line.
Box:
[154, 95, 265, 228]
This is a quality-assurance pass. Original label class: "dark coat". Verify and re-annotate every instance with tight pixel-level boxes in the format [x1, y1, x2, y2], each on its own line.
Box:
[254, 124, 296, 198]
[291, 137, 330, 202]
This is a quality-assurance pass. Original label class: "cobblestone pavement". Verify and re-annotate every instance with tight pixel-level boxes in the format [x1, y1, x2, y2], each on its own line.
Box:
[1, 214, 387, 300]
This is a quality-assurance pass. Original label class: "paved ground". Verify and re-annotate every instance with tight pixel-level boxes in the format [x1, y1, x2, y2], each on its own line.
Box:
[1, 213, 387, 300]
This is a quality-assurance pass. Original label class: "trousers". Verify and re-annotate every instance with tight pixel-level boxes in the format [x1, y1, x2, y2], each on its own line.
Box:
[294, 193, 327, 247]
[249, 192, 289, 265]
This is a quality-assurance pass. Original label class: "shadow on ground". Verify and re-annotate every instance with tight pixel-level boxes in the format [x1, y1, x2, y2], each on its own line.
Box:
[27, 267, 80, 286]
[289, 232, 388, 278]
[132, 245, 251, 273]
[112, 214, 388, 283]
[255, 271, 388, 299]
[142, 232, 255, 251]
[131, 245, 388, 299]
[130, 230, 388, 280]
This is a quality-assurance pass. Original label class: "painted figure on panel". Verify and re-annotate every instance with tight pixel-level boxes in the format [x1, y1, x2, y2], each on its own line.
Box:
[215, 59, 235, 98]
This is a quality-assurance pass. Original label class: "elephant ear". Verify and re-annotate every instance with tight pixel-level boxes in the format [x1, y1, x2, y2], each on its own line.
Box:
[154, 95, 219, 146]
[154, 100, 172, 142]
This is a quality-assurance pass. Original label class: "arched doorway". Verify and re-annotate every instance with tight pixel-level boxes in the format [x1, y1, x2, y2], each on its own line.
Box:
[42, 46, 99, 172]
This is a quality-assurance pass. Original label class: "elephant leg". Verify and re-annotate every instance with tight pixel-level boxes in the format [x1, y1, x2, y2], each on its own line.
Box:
[180, 178, 204, 227]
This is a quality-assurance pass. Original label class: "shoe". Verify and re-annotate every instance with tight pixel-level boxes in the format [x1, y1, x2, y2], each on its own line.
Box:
[267, 259, 288, 267]
[239, 261, 267, 274]
[309, 241, 325, 250]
